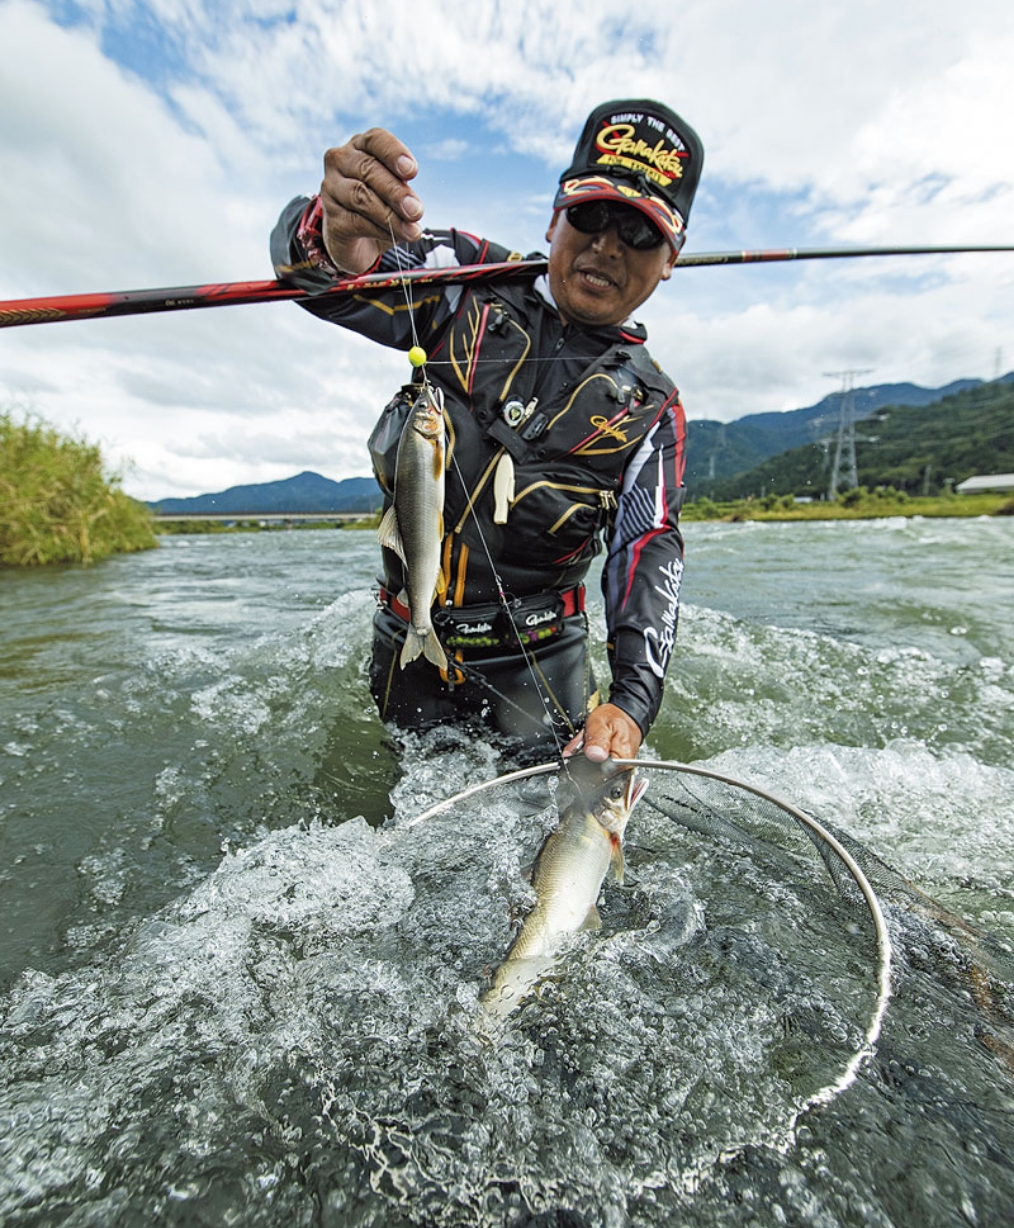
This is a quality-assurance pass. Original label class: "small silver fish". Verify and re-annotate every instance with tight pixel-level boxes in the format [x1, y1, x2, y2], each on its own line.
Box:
[481, 757, 647, 1019]
[377, 387, 449, 671]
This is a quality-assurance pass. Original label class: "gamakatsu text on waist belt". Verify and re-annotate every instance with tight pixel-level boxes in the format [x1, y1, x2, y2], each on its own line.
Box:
[379, 586, 585, 651]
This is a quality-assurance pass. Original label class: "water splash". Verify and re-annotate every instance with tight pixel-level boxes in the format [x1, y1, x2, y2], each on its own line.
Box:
[3, 524, 1014, 1226]
[0, 753, 929, 1226]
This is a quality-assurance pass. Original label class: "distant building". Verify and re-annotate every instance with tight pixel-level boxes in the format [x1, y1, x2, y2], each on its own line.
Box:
[954, 473, 1014, 495]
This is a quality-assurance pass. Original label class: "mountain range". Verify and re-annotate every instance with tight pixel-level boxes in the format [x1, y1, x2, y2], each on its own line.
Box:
[702, 376, 1014, 501]
[682, 376, 1010, 493]
[149, 472, 382, 516]
[148, 374, 1013, 514]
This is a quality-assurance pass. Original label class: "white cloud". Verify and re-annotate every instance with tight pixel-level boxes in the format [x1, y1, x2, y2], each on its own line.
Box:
[2, 0, 1013, 498]
[0, 3, 244, 290]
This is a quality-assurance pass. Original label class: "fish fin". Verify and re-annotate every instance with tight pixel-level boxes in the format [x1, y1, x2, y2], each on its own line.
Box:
[580, 905, 602, 931]
[423, 629, 448, 671]
[400, 620, 447, 672]
[399, 627, 423, 668]
[611, 843, 626, 885]
[377, 507, 405, 560]
[435, 567, 448, 598]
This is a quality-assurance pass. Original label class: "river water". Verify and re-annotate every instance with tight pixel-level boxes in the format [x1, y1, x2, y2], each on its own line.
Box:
[1, 518, 1012, 1226]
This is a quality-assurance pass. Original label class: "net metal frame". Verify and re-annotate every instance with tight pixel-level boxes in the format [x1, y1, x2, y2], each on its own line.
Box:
[407, 757, 893, 1121]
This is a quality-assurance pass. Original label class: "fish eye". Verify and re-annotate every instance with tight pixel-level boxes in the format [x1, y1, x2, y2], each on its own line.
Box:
[609, 783, 625, 800]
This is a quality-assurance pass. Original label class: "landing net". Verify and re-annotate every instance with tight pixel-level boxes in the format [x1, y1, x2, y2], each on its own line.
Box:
[409, 756, 892, 1126]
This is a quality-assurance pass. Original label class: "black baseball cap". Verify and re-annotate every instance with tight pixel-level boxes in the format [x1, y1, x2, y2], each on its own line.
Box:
[553, 99, 704, 253]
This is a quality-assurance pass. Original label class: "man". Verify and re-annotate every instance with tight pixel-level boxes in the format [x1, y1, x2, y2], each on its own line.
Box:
[271, 99, 703, 764]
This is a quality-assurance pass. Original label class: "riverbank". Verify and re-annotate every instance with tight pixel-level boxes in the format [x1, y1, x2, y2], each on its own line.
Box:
[1, 409, 155, 566]
[155, 514, 382, 534]
[681, 488, 1012, 522]
[153, 495, 1010, 535]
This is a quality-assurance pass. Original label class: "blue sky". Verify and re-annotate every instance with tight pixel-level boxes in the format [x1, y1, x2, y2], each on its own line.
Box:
[2, 0, 1013, 497]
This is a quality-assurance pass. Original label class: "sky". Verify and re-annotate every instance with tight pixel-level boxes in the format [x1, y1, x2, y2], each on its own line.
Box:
[1, 0, 1013, 500]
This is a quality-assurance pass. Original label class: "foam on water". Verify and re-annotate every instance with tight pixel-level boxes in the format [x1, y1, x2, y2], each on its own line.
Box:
[653, 603, 1014, 769]
[3, 524, 1013, 1225]
[694, 741, 1014, 943]
[4, 746, 965, 1227]
[0, 576, 390, 990]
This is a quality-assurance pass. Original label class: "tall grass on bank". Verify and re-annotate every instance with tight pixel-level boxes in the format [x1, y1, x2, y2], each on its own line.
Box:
[1, 409, 156, 566]
[681, 486, 1010, 523]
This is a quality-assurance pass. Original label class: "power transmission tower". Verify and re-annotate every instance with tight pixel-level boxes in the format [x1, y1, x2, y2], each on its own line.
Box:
[824, 369, 873, 499]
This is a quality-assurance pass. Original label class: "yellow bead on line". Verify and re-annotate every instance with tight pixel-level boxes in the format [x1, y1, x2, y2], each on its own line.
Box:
[408, 346, 427, 368]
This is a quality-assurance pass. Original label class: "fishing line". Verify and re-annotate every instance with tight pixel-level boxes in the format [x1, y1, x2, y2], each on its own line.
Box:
[436, 655, 564, 735]
[385, 221, 425, 357]
[386, 218, 571, 762]
[445, 449, 570, 761]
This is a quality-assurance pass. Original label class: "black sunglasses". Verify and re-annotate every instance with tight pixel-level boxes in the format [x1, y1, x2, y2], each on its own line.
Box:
[566, 201, 665, 251]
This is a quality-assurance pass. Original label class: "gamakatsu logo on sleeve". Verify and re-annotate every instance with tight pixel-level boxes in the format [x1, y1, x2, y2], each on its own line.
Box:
[644, 557, 683, 679]
[595, 123, 686, 185]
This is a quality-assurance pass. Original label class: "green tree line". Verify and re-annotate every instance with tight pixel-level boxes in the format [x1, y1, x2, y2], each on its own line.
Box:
[1, 409, 156, 566]
[700, 379, 1014, 502]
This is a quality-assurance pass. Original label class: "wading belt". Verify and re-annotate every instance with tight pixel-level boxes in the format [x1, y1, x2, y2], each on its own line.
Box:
[378, 585, 585, 652]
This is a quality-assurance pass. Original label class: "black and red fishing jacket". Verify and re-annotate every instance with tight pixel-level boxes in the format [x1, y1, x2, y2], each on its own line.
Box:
[271, 197, 687, 735]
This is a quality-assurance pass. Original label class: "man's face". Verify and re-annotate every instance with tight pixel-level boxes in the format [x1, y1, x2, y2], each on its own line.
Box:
[545, 206, 677, 328]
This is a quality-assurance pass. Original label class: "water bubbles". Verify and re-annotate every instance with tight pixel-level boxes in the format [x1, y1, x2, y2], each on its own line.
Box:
[979, 656, 1008, 682]
[190, 676, 274, 734]
[78, 848, 129, 908]
[1, 754, 912, 1226]
[3, 526, 1013, 1225]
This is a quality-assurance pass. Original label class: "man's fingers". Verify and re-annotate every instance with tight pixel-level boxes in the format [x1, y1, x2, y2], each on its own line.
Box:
[315, 127, 425, 272]
[323, 185, 420, 246]
[561, 732, 584, 759]
[324, 132, 423, 235]
[352, 127, 418, 181]
[330, 145, 423, 224]
[576, 703, 643, 764]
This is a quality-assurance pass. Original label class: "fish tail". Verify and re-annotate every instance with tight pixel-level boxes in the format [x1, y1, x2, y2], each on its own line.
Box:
[400, 627, 423, 668]
[423, 628, 448, 671]
[399, 626, 448, 671]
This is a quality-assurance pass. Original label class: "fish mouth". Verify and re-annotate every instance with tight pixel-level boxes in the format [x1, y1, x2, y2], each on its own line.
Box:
[626, 774, 649, 810]
[593, 768, 647, 834]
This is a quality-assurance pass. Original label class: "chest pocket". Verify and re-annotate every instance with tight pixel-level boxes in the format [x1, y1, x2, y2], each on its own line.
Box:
[544, 354, 671, 475]
[443, 294, 534, 419]
[499, 463, 618, 567]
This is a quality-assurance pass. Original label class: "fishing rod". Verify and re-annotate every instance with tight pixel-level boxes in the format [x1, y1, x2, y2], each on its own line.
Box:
[671, 243, 1014, 268]
[0, 261, 544, 330]
[2, 244, 1013, 330]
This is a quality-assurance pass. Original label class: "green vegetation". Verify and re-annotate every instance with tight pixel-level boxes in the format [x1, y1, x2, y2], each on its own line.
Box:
[1, 409, 156, 566]
[156, 519, 267, 535]
[682, 486, 1010, 523]
[155, 512, 383, 535]
[338, 512, 383, 531]
[702, 378, 1014, 502]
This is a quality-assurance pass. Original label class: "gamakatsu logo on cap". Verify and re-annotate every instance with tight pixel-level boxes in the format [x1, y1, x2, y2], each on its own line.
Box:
[595, 123, 686, 185]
